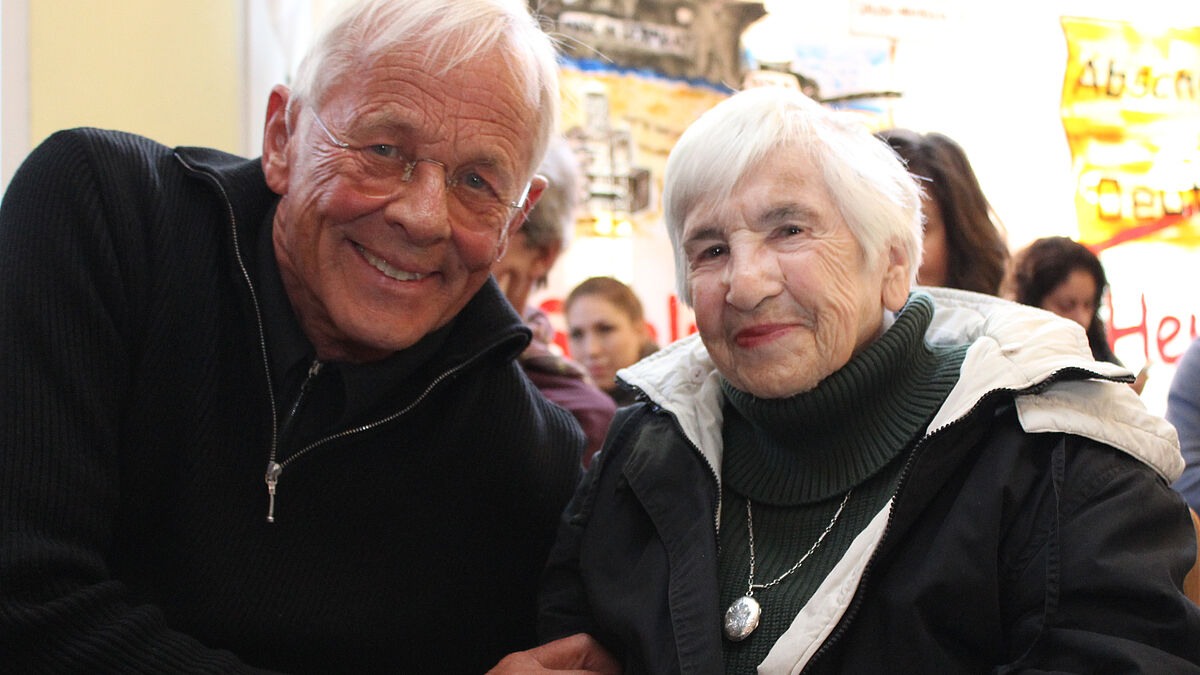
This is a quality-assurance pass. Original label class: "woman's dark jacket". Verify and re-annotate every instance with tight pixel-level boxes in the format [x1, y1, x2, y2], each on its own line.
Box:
[539, 288, 1200, 673]
[0, 128, 583, 673]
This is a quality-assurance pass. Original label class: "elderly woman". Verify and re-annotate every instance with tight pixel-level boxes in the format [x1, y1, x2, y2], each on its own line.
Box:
[517, 87, 1200, 674]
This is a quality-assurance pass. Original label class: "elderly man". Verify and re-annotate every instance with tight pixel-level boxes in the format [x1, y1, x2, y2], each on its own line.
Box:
[0, 0, 583, 672]
[527, 87, 1200, 673]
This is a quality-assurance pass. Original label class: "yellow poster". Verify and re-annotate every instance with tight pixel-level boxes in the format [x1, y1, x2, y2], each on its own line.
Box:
[1061, 17, 1200, 250]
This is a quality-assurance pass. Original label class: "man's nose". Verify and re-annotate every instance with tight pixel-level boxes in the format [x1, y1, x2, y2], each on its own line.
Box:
[383, 161, 451, 243]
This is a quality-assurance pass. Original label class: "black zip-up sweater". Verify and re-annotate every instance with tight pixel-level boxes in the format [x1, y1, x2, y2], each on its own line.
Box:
[0, 128, 584, 673]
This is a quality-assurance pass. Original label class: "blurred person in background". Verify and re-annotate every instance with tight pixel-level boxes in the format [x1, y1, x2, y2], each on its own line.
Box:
[1168, 338, 1200, 511]
[494, 137, 616, 466]
[1006, 235, 1148, 394]
[876, 128, 1009, 295]
[565, 276, 659, 406]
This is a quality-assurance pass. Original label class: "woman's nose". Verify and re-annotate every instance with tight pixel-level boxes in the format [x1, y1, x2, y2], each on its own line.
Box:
[724, 248, 782, 311]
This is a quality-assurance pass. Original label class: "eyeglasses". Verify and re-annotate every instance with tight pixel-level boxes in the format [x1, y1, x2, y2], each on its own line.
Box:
[307, 106, 531, 230]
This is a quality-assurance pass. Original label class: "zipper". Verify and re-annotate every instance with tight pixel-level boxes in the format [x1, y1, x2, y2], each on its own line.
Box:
[260, 350, 489, 523]
[174, 152, 285, 522]
[265, 358, 323, 522]
[657, 403, 723, 539]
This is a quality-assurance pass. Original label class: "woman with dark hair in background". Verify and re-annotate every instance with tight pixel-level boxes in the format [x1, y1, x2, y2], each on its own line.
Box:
[877, 128, 1009, 295]
[565, 276, 658, 406]
[1005, 236, 1148, 393]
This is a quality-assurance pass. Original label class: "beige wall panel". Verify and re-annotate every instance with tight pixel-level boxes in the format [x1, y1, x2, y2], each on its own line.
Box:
[30, 0, 241, 152]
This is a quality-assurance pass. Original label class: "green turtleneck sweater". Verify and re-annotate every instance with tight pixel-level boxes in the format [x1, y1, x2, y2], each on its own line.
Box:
[718, 292, 967, 672]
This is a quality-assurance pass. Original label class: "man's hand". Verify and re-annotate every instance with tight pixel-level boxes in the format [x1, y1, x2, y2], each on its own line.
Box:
[487, 633, 621, 674]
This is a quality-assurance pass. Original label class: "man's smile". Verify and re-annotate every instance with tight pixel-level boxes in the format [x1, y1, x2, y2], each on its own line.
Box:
[354, 242, 428, 282]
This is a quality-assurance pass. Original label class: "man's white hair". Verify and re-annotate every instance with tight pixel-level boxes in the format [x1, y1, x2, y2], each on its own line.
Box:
[289, 0, 559, 178]
[662, 86, 923, 305]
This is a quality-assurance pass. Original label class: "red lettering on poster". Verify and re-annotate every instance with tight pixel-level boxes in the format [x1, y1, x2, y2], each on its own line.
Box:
[1109, 293, 1199, 365]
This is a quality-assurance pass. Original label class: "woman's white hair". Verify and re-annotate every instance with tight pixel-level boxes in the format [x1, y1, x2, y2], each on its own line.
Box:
[289, 0, 559, 177]
[663, 86, 923, 305]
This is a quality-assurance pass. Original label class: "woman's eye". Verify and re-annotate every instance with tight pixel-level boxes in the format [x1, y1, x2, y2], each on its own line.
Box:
[781, 225, 804, 236]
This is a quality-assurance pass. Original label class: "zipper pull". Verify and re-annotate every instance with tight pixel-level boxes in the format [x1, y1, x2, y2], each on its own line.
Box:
[265, 461, 283, 523]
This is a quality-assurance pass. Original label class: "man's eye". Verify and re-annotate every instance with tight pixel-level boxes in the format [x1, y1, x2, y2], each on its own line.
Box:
[704, 245, 726, 258]
[783, 225, 803, 236]
[459, 171, 496, 194]
[366, 144, 399, 159]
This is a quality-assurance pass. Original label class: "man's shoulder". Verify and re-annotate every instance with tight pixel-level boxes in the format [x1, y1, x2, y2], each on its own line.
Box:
[41, 127, 172, 155]
[17, 128, 174, 188]
[25, 128, 261, 200]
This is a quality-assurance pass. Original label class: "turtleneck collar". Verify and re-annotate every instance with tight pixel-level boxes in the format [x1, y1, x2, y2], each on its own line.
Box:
[720, 291, 967, 505]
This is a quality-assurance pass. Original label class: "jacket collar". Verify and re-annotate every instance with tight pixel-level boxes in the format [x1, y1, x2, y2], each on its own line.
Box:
[923, 287, 1182, 481]
[172, 146, 279, 252]
[621, 287, 1182, 484]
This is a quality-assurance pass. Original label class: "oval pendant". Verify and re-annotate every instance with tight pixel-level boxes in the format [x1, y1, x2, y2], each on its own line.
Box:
[723, 595, 761, 641]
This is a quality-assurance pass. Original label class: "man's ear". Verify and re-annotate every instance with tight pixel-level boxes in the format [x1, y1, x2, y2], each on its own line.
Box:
[498, 173, 548, 262]
[262, 84, 294, 195]
[518, 174, 548, 224]
[881, 241, 912, 311]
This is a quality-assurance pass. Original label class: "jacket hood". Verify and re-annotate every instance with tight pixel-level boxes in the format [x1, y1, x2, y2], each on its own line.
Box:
[619, 287, 1182, 484]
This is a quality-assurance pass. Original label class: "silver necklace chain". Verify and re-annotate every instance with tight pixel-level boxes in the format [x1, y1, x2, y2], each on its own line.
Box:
[746, 488, 853, 596]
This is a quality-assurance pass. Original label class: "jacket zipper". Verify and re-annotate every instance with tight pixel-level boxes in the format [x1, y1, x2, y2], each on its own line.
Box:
[657, 404, 724, 538]
[261, 356, 480, 522]
[265, 358, 323, 522]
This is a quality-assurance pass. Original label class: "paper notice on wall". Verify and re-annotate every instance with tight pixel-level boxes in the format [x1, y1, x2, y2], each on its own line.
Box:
[1061, 17, 1200, 414]
[1060, 16, 1200, 251]
[848, 0, 959, 41]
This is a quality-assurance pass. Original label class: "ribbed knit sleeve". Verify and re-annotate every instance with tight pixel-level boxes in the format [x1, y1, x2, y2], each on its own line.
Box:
[0, 130, 270, 673]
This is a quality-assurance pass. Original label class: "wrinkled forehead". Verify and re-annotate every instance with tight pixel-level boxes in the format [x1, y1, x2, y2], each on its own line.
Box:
[324, 46, 540, 173]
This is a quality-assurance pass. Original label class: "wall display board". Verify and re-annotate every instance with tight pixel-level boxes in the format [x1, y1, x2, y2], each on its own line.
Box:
[529, 1, 765, 355]
[1061, 17, 1200, 407]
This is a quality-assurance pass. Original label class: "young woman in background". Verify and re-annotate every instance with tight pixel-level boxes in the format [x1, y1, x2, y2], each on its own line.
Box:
[565, 277, 658, 406]
[877, 128, 1009, 295]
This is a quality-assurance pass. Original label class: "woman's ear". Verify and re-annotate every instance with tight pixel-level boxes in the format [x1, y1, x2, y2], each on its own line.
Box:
[261, 84, 294, 195]
[881, 242, 912, 311]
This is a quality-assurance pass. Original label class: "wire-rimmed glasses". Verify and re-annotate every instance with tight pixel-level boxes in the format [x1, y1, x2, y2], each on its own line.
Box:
[307, 106, 531, 231]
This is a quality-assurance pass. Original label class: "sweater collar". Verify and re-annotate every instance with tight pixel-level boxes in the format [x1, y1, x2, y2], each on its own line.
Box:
[720, 292, 966, 504]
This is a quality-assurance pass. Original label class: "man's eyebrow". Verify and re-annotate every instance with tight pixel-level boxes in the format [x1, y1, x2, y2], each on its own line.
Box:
[340, 108, 415, 134]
